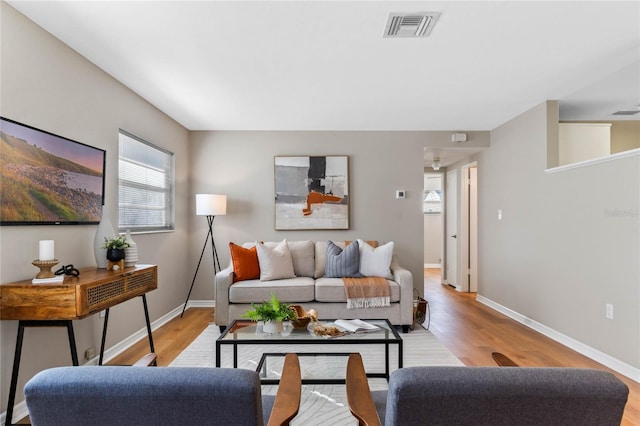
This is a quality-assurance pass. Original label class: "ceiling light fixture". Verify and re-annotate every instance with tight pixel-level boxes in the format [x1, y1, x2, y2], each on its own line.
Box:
[432, 157, 441, 171]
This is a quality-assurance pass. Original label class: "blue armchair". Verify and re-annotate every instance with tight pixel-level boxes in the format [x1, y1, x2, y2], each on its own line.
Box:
[25, 353, 301, 426]
[346, 353, 628, 426]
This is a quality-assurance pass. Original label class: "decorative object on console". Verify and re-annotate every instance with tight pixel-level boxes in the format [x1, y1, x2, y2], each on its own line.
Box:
[55, 264, 80, 277]
[38, 240, 55, 261]
[103, 235, 129, 271]
[32, 259, 59, 280]
[181, 194, 227, 317]
[275, 156, 349, 230]
[103, 235, 129, 260]
[32, 239, 59, 280]
[94, 208, 114, 268]
[123, 229, 138, 267]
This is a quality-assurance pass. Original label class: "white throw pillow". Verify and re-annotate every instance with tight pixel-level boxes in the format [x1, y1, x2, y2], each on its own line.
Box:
[256, 239, 296, 281]
[358, 239, 394, 279]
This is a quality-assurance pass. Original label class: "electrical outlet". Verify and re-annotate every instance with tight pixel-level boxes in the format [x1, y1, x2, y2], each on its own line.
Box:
[85, 347, 96, 360]
[606, 304, 614, 320]
[99, 310, 105, 318]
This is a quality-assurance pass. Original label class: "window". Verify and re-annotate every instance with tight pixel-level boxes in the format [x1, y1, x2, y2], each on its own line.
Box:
[118, 130, 174, 232]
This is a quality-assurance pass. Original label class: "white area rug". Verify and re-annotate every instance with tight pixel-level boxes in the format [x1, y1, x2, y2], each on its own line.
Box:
[170, 324, 463, 425]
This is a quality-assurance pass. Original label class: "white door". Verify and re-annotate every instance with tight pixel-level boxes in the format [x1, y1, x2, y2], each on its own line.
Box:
[445, 170, 458, 288]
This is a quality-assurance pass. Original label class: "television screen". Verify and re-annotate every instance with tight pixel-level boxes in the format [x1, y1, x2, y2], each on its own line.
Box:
[0, 117, 106, 225]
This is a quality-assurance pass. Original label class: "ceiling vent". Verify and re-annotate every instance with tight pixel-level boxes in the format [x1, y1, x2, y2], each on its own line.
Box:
[384, 12, 440, 38]
[612, 110, 640, 116]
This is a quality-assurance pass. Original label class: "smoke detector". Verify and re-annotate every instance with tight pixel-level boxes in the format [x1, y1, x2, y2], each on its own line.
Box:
[384, 12, 441, 38]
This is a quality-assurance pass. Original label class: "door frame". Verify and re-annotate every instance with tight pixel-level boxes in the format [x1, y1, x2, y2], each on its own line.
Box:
[444, 169, 458, 289]
[460, 161, 478, 292]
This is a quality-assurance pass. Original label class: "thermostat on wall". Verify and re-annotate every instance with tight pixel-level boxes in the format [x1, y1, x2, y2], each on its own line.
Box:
[396, 190, 406, 199]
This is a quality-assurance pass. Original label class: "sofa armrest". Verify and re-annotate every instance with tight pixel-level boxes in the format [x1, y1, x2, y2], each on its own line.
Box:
[346, 353, 382, 426]
[214, 265, 235, 327]
[267, 353, 302, 426]
[390, 255, 414, 325]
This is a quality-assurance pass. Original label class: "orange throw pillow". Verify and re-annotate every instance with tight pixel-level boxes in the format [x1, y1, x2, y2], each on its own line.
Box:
[229, 243, 260, 283]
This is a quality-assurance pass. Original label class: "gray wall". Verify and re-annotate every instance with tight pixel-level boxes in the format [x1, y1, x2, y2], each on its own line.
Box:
[187, 131, 427, 298]
[477, 101, 640, 368]
[0, 3, 190, 416]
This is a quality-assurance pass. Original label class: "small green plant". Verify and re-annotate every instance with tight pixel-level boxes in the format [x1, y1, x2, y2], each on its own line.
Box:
[103, 235, 130, 250]
[242, 293, 294, 322]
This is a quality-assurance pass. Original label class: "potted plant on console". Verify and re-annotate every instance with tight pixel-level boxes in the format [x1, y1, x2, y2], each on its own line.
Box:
[243, 293, 294, 334]
[103, 235, 130, 262]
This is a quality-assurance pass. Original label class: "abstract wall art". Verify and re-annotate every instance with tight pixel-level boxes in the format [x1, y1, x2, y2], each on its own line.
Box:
[274, 156, 349, 230]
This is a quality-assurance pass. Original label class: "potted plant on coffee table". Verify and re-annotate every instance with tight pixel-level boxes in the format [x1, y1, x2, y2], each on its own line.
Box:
[242, 293, 295, 334]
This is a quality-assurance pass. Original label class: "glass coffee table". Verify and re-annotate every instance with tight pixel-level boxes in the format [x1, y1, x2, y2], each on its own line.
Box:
[216, 319, 403, 383]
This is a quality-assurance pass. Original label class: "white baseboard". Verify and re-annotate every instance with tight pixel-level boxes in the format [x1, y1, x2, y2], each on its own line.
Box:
[476, 295, 640, 383]
[424, 263, 441, 268]
[1, 299, 216, 424]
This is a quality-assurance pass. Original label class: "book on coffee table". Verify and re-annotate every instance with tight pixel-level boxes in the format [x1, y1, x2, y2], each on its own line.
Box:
[334, 319, 380, 333]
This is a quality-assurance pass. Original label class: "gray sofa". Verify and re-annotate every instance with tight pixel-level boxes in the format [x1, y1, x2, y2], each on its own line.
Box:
[346, 353, 629, 426]
[214, 240, 414, 332]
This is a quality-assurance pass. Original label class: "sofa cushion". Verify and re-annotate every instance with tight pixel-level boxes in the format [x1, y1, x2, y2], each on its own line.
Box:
[315, 277, 400, 303]
[229, 277, 315, 303]
[325, 240, 362, 278]
[359, 240, 394, 279]
[256, 240, 296, 281]
[229, 243, 260, 283]
[286, 240, 315, 278]
[314, 241, 345, 278]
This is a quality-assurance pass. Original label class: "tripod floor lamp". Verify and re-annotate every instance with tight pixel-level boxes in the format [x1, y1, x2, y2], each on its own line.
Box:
[181, 194, 227, 317]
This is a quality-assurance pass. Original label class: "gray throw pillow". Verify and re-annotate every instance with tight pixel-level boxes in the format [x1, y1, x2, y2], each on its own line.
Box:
[325, 240, 363, 278]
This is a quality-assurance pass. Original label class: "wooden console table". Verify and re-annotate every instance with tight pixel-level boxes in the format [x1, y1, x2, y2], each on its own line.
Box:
[1, 264, 157, 426]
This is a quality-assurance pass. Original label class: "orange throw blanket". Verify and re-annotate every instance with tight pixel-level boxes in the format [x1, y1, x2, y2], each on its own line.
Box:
[343, 277, 390, 309]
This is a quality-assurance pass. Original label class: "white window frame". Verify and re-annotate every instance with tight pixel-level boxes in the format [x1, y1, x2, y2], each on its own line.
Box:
[118, 130, 174, 232]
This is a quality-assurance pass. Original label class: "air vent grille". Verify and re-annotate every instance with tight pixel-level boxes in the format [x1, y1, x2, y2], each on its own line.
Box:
[384, 12, 440, 38]
[612, 110, 640, 116]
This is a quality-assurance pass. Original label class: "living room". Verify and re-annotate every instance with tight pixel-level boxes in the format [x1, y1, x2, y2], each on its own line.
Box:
[1, 1, 638, 424]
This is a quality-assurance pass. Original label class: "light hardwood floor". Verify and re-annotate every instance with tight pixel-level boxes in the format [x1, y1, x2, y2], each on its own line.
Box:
[20, 269, 638, 424]
[423, 268, 639, 426]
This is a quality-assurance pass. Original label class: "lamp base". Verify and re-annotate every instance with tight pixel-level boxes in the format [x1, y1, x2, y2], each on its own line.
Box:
[32, 259, 59, 279]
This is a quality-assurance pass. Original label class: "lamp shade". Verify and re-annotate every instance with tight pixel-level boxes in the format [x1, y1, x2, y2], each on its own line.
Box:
[196, 194, 227, 216]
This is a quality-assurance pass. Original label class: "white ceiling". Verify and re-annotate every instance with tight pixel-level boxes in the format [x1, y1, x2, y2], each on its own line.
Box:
[7, 1, 639, 133]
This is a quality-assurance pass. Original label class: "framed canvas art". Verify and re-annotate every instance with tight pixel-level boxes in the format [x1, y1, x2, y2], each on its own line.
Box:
[274, 156, 349, 230]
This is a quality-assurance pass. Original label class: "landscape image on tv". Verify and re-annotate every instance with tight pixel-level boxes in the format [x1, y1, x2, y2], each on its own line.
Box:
[0, 117, 105, 225]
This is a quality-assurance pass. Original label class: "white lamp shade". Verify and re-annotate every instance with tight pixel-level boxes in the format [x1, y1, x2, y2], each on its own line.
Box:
[196, 194, 227, 216]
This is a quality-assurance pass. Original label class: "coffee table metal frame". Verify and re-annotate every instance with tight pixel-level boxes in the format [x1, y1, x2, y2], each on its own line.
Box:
[216, 319, 403, 382]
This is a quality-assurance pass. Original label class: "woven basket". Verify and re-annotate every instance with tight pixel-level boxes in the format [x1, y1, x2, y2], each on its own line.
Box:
[290, 305, 312, 330]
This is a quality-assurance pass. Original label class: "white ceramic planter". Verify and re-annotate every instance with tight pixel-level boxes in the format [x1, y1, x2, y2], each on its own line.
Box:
[262, 320, 283, 334]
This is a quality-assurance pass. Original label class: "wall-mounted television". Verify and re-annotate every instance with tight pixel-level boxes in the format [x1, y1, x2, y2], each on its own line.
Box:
[0, 117, 106, 225]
